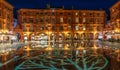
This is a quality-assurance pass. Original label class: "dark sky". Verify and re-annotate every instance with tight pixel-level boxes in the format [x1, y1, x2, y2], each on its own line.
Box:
[6, 0, 118, 20]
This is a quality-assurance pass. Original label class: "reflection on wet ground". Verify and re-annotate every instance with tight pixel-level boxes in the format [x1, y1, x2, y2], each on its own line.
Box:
[0, 41, 120, 70]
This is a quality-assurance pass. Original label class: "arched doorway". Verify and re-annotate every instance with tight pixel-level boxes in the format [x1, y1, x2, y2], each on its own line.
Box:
[23, 33, 28, 41]
[74, 33, 79, 48]
[66, 33, 72, 48]
[50, 34, 56, 48]
[81, 33, 85, 40]
[30, 34, 34, 41]
[89, 33, 94, 40]
[95, 33, 99, 40]
[58, 33, 64, 48]
[38, 33, 48, 48]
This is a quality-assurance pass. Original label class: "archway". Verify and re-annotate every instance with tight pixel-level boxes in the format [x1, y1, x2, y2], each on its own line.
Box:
[74, 33, 79, 48]
[23, 33, 28, 41]
[50, 34, 56, 48]
[38, 33, 48, 48]
[58, 33, 64, 48]
[95, 33, 99, 40]
[30, 33, 34, 41]
[66, 33, 72, 48]
[89, 33, 94, 40]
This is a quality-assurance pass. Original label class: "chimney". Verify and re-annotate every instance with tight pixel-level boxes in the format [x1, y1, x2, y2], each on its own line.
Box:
[62, 5, 64, 9]
[47, 3, 50, 9]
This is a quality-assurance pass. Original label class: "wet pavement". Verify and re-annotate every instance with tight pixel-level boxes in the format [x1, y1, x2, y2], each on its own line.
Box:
[0, 41, 120, 70]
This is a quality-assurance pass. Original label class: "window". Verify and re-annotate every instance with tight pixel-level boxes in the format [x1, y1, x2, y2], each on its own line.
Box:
[0, 10, 1, 16]
[24, 26, 27, 31]
[23, 12, 27, 15]
[46, 18, 49, 23]
[96, 18, 100, 22]
[40, 17, 43, 22]
[29, 12, 33, 15]
[83, 25, 86, 30]
[89, 26, 93, 31]
[89, 13, 93, 16]
[90, 18, 94, 22]
[75, 26, 79, 30]
[29, 18, 33, 23]
[36, 12, 39, 15]
[52, 9, 54, 12]
[52, 18, 55, 23]
[23, 18, 27, 23]
[75, 12, 78, 16]
[52, 12, 55, 15]
[45, 12, 48, 15]
[0, 20, 2, 29]
[60, 12, 63, 15]
[116, 21, 119, 27]
[75, 17, 79, 23]
[52, 26, 56, 30]
[36, 19, 38, 23]
[68, 26, 71, 30]
[40, 12, 43, 15]
[60, 26, 64, 31]
[83, 13, 86, 16]
[68, 17, 71, 23]
[40, 26, 44, 30]
[83, 18, 86, 23]
[60, 17, 63, 23]
[45, 26, 48, 30]
[97, 26, 100, 31]
[97, 13, 100, 17]
[30, 26, 33, 32]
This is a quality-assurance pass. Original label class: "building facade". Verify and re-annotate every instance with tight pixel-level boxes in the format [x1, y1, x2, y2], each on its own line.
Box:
[14, 7, 106, 48]
[0, 0, 14, 43]
[0, 0, 14, 32]
[109, 0, 120, 40]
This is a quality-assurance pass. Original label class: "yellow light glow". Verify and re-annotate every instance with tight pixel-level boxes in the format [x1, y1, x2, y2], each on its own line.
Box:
[45, 47, 53, 51]
[64, 47, 69, 50]
[77, 46, 84, 50]
[26, 46, 31, 51]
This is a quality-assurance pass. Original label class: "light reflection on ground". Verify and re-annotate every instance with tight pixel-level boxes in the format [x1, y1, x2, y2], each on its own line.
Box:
[0, 41, 120, 70]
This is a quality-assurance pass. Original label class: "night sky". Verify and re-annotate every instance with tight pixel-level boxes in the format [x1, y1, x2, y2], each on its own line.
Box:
[6, 0, 118, 20]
